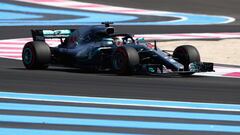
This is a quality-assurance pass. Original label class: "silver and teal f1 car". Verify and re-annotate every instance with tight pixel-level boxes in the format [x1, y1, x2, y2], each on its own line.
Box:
[22, 22, 214, 75]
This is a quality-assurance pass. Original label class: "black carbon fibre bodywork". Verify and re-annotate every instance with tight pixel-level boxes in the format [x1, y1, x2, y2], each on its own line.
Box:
[28, 23, 213, 74]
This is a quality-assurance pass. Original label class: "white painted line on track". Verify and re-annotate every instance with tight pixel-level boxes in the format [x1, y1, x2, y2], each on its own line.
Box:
[0, 92, 240, 112]
[1, 114, 240, 133]
[14, 0, 235, 25]
[0, 92, 239, 134]
[0, 127, 142, 135]
[1, 102, 240, 121]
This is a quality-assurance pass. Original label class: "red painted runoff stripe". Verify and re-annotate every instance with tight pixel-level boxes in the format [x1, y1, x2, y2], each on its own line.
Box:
[224, 72, 240, 77]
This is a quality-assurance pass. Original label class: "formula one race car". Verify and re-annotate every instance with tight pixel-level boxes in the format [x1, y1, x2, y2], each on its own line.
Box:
[22, 22, 214, 75]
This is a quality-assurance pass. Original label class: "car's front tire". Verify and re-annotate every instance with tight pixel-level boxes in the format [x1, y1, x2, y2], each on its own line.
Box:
[173, 45, 200, 75]
[22, 41, 51, 69]
[112, 46, 139, 75]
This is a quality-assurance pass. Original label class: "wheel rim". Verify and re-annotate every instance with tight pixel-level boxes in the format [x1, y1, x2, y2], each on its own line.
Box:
[113, 53, 126, 70]
[23, 48, 33, 65]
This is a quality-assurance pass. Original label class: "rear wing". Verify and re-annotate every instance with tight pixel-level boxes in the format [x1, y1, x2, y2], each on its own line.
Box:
[31, 29, 75, 42]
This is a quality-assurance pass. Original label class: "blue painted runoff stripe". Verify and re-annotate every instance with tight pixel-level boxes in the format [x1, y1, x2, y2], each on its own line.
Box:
[0, 127, 142, 135]
[0, 114, 240, 133]
[0, 102, 240, 122]
[0, 11, 41, 20]
[0, 2, 136, 26]
[0, 91, 240, 112]
[0, 2, 235, 26]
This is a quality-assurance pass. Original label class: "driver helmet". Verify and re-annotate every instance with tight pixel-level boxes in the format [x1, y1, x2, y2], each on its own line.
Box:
[136, 37, 146, 45]
[113, 37, 123, 46]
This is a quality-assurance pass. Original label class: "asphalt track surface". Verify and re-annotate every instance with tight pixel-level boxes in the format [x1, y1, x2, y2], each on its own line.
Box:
[0, 0, 239, 103]
[0, 56, 240, 103]
[0, 0, 240, 135]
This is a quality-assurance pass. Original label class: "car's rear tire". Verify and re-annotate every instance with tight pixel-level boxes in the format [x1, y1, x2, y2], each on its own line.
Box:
[22, 41, 51, 69]
[173, 45, 200, 75]
[112, 46, 139, 75]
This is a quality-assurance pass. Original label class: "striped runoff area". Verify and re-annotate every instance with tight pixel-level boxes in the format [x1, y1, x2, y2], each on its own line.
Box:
[0, 91, 240, 135]
[0, 37, 240, 78]
[13, 0, 234, 26]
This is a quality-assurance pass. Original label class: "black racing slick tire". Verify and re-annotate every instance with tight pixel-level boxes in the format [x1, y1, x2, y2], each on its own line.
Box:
[112, 46, 139, 75]
[22, 41, 51, 69]
[173, 45, 200, 75]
